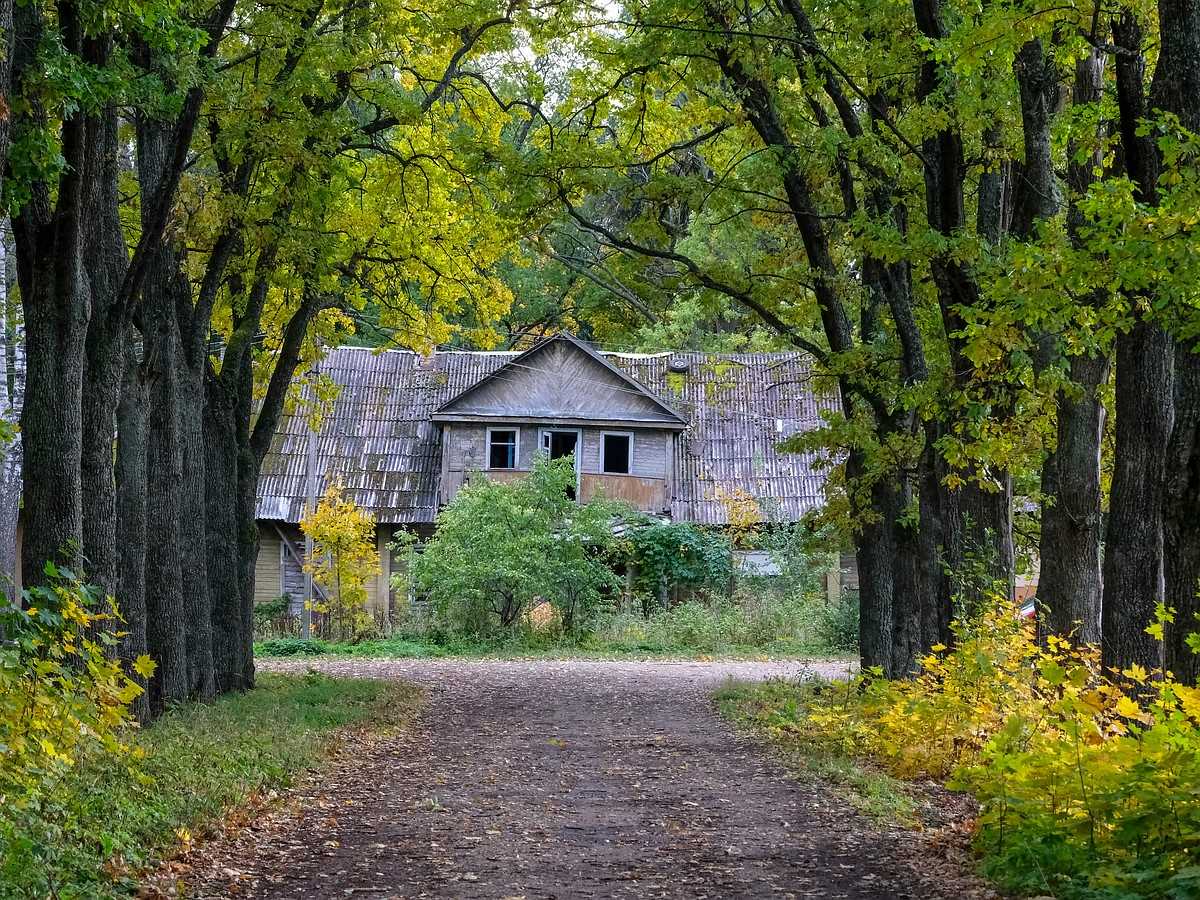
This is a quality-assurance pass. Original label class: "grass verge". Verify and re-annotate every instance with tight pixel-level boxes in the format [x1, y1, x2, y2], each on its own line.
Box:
[2, 672, 419, 900]
[255, 634, 853, 662]
[715, 678, 918, 824]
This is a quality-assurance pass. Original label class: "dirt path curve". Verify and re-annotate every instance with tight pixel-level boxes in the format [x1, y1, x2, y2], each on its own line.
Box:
[182, 659, 989, 900]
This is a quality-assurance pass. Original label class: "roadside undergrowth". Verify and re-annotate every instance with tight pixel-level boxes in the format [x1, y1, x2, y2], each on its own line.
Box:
[716, 679, 920, 825]
[716, 603, 1200, 900]
[2, 672, 420, 899]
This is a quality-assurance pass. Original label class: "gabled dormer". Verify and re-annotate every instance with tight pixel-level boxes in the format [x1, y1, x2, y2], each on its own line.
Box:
[431, 333, 687, 430]
[432, 334, 686, 512]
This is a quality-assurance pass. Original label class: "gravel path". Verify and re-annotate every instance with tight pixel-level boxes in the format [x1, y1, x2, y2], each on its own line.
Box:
[179, 658, 990, 900]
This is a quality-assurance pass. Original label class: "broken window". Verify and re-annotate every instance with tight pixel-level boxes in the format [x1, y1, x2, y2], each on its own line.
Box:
[602, 432, 632, 475]
[487, 428, 518, 469]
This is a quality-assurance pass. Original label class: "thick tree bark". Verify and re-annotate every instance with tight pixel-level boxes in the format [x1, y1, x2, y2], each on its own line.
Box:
[204, 367, 246, 691]
[81, 110, 128, 604]
[917, 438, 950, 648]
[911, 0, 1015, 607]
[1101, 8, 1178, 673]
[179, 363, 216, 700]
[141, 300, 188, 709]
[1037, 49, 1108, 644]
[1041, 353, 1108, 642]
[1102, 322, 1173, 672]
[1164, 346, 1200, 683]
[1153, 0, 1200, 683]
[12, 0, 91, 585]
[853, 453, 895, 674]
[116, 338, 150, 723]
[137, 118, 189, 709]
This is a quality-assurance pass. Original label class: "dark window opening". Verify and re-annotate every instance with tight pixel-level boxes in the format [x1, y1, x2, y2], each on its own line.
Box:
[488, 429, 517, 469]
[602, 433, 631, 474]
[542, 430, 578, 460]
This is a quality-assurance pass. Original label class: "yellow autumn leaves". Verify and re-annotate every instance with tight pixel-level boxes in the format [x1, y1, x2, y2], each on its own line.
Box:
[300, 482, 381, 642]
[767, 599, 1200, 894]
[1, 569, 151, 814]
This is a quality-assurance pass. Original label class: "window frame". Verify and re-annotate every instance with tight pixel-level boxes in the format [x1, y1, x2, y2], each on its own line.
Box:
[485, 426, 520, 470]
[599, 430, 635, 475]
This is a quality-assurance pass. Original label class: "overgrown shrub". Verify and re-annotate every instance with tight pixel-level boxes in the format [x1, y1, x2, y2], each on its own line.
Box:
[732, 600, 1200, 899]
[0, 564, 149, 894]
[817, 589, 858, 653]
[413, 456, 624, 637]
[253, 594, 297, 639]
[626, 522, 733, 612]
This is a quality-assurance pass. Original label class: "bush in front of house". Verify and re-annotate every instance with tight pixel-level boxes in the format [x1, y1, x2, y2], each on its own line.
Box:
[410, 456, 625, 638]
[270, 459, 857, 657]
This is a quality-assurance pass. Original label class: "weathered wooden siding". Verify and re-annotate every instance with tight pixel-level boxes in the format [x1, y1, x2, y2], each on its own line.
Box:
[254, 527, 283, 604]
[577, 428, 670, 480]
[435, 338, 684, 426]
[273, 522, 392, 615]
[440, 424, 674, 512]
[579, 473, 667, 511]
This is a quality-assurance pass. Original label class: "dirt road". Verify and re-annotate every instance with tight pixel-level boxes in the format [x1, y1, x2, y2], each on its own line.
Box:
[179, 658, 988, 899]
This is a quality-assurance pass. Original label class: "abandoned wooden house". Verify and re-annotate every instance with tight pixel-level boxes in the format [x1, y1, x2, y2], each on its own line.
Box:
[254, 332, 840, 613]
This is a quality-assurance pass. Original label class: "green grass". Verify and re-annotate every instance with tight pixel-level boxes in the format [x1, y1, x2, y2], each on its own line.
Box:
[255, 633, 850, 661]
[1, 672, 419, 899]
[715, 678, 917, 824]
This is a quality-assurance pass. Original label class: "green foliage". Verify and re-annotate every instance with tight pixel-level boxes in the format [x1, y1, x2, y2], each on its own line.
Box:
[0, 673, 404, 899]
[591, 589, 851, 656]
[253, 595, 295, 639]
[255, 636, 332, 657]
[0, 565, 150, 894]
[721, 602, 1200, 900]
[257, 586, 855, 658]
[412, 456, 625, 636]
[626, 522, 733, 605]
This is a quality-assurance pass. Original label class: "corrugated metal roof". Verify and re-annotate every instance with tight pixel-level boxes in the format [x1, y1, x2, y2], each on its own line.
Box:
[256, 338, 840, 526]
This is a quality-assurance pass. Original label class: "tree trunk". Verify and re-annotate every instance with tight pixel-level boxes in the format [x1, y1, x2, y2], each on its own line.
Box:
[142, 302, 188, 709]
[917, 437, 951, 648]
[1165, 343, 1200, 684]
[81, 110, 128, 604]
[1102, 322, 1173, 672]
[1040, 353, 1108, 642]
[1153, 0, 1200, 684]
[851, 450, 895, 674]
[179, 361, 216, 699]
[204, 367, 247, 692]
[1038, 48, 1108, 644]
[136, 116, 189, 709]
[235, 396, 260, 690]
[116, 338, 150, 723]
[888, 476, 923, 676]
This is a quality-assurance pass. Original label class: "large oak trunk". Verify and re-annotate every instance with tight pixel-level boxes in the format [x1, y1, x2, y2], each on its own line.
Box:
[204, 369, 248, 692]
[116, 339, 150, 723]
[1040, 353, 1108, 642]
[1153, 0, 1200, 684]
[1164, 345, 1200, 684]
[179, 362, 216, 700]
[1102, 322, 1173, 672]
[81, 111, 128, 604]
